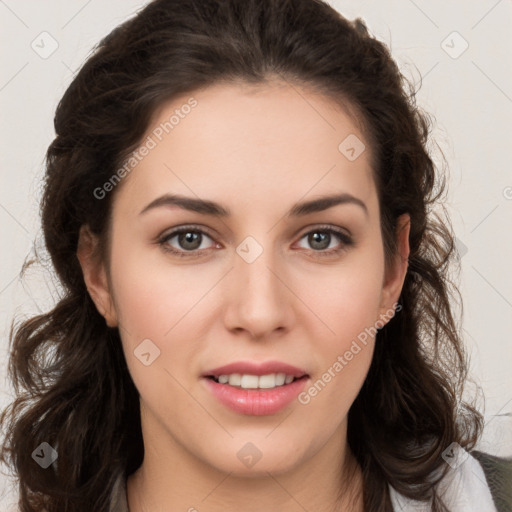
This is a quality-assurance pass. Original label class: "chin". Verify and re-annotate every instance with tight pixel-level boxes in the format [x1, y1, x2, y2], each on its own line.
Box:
[201, 438, 306, 477]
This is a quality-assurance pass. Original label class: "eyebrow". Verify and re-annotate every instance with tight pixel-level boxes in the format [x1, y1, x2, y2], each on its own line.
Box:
[139, 192, 368, 218]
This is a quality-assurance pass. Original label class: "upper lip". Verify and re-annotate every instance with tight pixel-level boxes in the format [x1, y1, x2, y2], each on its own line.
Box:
[202, 361, 309, 378]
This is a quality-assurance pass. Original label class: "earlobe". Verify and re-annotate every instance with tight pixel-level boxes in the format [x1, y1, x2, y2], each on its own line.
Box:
[76, 225, 118, 327]
[379, 213, 410, 319]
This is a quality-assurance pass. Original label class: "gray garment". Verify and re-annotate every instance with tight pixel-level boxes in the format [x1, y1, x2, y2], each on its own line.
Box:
[109, 470, 128, 512]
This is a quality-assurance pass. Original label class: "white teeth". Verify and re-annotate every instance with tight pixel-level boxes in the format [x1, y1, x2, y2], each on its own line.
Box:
[258, 374, 276, 389]
[275, 373, 286, 386]
[228, 374, 241, 386]
[241, 374, 259, 388]
[213, 372, 300, 389]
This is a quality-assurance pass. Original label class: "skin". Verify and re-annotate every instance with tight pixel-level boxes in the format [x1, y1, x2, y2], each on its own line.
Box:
[77, 80, 410, 511]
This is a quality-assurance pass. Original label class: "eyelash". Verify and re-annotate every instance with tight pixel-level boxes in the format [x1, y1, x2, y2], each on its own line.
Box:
[157, 224, 354, 259]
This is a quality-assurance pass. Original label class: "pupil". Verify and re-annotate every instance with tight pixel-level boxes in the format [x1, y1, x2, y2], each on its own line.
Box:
[179, 232, 201, 250]
[310, 232, 329, 250]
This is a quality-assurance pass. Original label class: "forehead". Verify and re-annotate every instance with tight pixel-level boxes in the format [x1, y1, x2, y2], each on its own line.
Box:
[114, 80, 377, 217]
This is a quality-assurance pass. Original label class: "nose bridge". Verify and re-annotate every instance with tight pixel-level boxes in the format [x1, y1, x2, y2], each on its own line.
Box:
[224, 232, 292, 337]
[235, 233, 281, 300]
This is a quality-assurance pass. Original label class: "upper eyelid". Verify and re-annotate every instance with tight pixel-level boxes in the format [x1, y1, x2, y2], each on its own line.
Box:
[159, 224, 217, 242]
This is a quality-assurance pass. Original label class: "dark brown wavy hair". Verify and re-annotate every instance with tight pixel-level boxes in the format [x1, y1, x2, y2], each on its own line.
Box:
[0, 0, 483, 510]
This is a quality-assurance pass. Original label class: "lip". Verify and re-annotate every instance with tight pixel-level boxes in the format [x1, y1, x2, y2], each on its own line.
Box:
[202, 375, 309, 416]
[202, 360, 308, 378]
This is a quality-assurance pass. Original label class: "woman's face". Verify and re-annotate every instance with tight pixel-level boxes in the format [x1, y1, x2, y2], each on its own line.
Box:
[80, 80, 409, 476]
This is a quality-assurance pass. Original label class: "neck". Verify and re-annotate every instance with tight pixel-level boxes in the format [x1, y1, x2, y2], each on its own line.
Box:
[127, 407, 364, 512]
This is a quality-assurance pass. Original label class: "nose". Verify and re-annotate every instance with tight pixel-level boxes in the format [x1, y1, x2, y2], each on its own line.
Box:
[222, 238, 295, 340]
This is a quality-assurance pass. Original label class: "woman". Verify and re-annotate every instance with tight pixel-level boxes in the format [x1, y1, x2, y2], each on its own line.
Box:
[1, 0, 509, 510]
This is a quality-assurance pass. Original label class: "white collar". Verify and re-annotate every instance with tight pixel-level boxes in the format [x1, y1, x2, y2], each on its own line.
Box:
[389, 451, 497, 511]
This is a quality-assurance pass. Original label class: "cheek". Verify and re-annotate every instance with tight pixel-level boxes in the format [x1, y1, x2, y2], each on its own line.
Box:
[296, 278, 380, 422]
[294, 250, 384, 408]
[300, 254, 384, 341]
[305, 271, 381, 370]
[108, 232, 206, 338]
[107, 236, 203, 385]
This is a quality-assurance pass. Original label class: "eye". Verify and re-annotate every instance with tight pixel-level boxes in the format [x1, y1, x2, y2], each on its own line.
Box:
[296, 226, 354, 257]
[158, 226, 217, 258]
[157, 224, 354, 259]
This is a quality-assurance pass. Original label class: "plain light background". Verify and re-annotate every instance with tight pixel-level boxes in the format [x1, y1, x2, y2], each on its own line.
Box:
[1, 0, 511, 508]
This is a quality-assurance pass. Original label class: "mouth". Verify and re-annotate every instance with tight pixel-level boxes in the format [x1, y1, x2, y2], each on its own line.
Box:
[201, 361, 310, 416]
[201, 360, 309, 389]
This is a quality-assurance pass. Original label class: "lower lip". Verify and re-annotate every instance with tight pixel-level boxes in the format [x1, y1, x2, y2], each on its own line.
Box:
[202, 376, 309, 416]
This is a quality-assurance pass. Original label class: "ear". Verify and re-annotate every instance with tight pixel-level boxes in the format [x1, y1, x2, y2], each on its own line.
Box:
[378, 213, 410, 321]
[76, 224, 118, 327]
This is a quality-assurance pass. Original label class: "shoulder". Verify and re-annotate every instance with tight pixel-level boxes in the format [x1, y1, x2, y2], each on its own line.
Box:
[389, 448, 509, 511]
